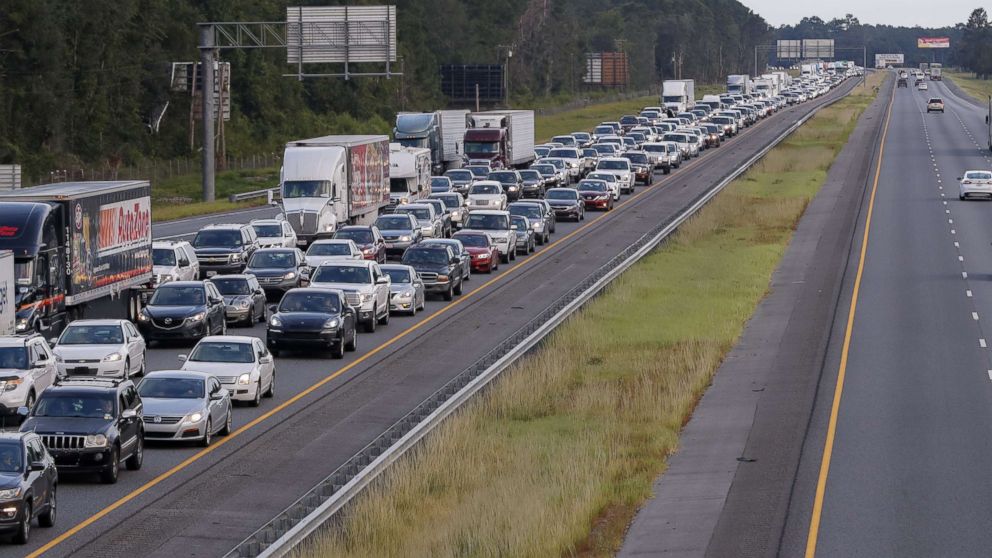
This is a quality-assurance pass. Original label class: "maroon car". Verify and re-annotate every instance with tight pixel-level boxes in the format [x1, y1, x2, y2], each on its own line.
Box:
[332, 225, 386, 263]
[576, 179, 614, 211]
[452, 231, 499, 273]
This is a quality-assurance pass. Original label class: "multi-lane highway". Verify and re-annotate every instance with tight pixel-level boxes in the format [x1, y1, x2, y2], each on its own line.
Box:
[5, 79, 858, 558]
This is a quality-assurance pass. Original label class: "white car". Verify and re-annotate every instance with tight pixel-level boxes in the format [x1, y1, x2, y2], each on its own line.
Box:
[52, 319, 147, 378]
[394, 203, 443, 238]
[250, 219, 298, 248]
[152, 240, 200, 287]
[959, 170, 992, 200]
[595, 158, 634, 195]
[546, 148, 583, 180]
[305, 239, 364, 267]
[0, 334, 57, 410]
[466, 180, 508, 211]
[309, 260, 391, 332]
[180, 336, 275, 406]
[461, 210, 516, 264]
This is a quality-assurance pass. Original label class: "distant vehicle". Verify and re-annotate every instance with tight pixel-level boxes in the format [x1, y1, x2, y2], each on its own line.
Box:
[137, 281, 227, 343]
[374, 214, 422, 259]
[464, 164, 493, 181]
[192, 224, 260, 279]
[137, 370, 232, 446]
[393, 110, 468, 173]
[180, 336, 275, 404]
[530, 164, 561, 191]
[510, 215, 536, 255]
[544, 188, 585, 222]
[463, 110, 535, 169]
[927, 98, 944, 113]
[570, 132, 593, 147]
[243, 248, 309, 296]
[419, 198, 454, 237]
[0, 334, 57, 412]
[429, 176, 453, 193]
[662, 80, 695, 113]
[586, 172, 622, 201]
[332, 225, 387, 263]
[208, 274, 267, 327]
[52, 320, 146, 379]
[309, 260, 391, 332]
[0, 431, 57, 543]
[304, 239, 364, 268]
[388, 143, 431, 209]
[401, 245, 464, 301]
[451, 232, 499, 274]
[250, 219, 298, 249]
[958, 170, 992, 200]
[576, 180, 614, 211]
[379, 264, 426, 315]
[442, 169, 474, 195]
[466, 181, 508, 211]
[550, 135, 578, 147]
[461, 210, 516, 264]
[595, 158, 635, 195]
[918, 81, 928, 91]
[152, 241, 200, 288]
[265, 288, 358, 358]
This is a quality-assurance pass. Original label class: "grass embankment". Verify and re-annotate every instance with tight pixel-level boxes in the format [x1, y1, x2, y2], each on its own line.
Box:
[297, 72, 884, 558]
[945, 70, 992, 103]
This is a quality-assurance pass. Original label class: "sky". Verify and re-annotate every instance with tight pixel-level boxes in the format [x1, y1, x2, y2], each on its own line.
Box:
[740, 0, 974, 28]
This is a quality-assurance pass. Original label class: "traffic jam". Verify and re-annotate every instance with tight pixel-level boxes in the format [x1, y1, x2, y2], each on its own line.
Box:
[0, 67, 855, 543]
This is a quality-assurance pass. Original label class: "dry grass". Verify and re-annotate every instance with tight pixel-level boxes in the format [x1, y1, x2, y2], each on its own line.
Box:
[295, 76, 881, 558]
[946, 70, 992, 103]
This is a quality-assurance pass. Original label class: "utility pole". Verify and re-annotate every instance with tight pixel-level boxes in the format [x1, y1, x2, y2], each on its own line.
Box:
[199, 24, 216, 203]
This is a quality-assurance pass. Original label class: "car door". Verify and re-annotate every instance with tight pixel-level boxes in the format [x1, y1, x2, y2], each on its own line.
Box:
[248, 276, 265, 316]
[205, 283, 224, 325]
[253, 340, 274, 393]
[175, 247, 193, 280]
[124, 322, 144, 372]
[371, 264, 389, 310]
[181, 245, 200, 279]
[206, 377, 225, 428]
[25, 439, 48, 509]
[117, 390, 139, 457]
[30, 341, 55, 392]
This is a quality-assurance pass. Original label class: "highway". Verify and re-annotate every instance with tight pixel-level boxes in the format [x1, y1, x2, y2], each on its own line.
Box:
[781, 78, 992, 556]
[5, 80, 858, 557]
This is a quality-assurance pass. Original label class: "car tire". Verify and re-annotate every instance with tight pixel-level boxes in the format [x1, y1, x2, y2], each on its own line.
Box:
[124, 358, 131, 380]
[137, 356, 146, 377]
[443, 284, 454, 301]
[331, 338, 345, 359]
[12, 502, 30, 544]
[220, 409, 233, 436]
[125, 435, 143, 470]
[454, 279, 463, 296]
[346, 328, 358, 351]
[364, 307, 377, 333]
[100, 447, 120, 484]
[26, 391, 35, 411]
[378, 305, 390, 325]
[250, 380, 262, 407]
[265, 371, 275, 397]
[38, 487, 55, 528]
[200, 419, 213, 447]
[510, 248, 516, 261]
[220, 319, 227, 336]
[500, 252, 510, 264]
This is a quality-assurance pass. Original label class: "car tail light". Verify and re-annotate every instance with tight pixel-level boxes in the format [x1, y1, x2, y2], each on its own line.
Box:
[963, 180, 973, 185]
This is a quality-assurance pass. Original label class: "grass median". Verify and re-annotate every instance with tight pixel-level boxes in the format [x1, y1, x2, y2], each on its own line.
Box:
[946, 70, 992, 103]
[297, 74, 882, 558]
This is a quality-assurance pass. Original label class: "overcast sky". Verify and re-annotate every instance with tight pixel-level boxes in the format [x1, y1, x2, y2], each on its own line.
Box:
[740, 0, 974, 28]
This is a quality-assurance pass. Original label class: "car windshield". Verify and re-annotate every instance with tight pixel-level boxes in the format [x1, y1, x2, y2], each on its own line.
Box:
[189, 341, 254, 363]
[511, 216, 529, 229]
[929, 98, 942, 103]
[249, 252, 295, 269]
[0, 442, 22, 473]
[138, 378, 205, 399]
[588, 174, 617, 182]
[489, 172, 515, 183]
[33, 394, 115, 418]
[532, 165, 554, 175]
[509, 205, 542, 218]
[625, 154, 649, 164]
[664, 134, 687, 143]
[252, 224, 283, 238]
[432, 195, 461, 209]
[376, 216, 413, 230]
[334, 230, 373, 244]
[466, 167, 489, 178]
[573, 133, 591, 141]
[0, 347, 28, 370]
[312, 265, 372, 284]
[453, 234, 488, 247]
[211, 278, 251, 295]
[279, 291, 341, 313]
[390, 179, 411, 193]
[193, 230, 242, 248]
[308, 243, 353, 256]
[598, 160, 629, 170]
[403, 249, 450, 265]
[578, 181, 608, 192]
[548, 149, 577, 158]
[582, 149, 598, 157]
[593, 145, 614, 155]
[470, 184, 501, 195]
[152, 248, 176, 266]
[60, 325, 124, 345]
[464, 214, 509, 230]
[150, 286, 204, 306]
[620, 116, 638, 124]
[430, 177, 450, 190]
[445, 170, 473, 181]
[383, 268, 412, 284]
[399, 208, 431, 220]
[594, 126, 613, 135]
[546, 190, 578, 201]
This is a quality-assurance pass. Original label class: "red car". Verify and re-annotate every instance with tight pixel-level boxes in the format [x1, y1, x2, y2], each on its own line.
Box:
[452, 231, 499, 273]
[577, 179, 614, 211]
[332, 225, 386, 263]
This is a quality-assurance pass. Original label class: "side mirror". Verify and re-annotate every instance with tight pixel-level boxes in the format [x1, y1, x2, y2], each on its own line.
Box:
[451, 257, 461, 264]
[178, 354, 188, 362]
[259, 355, 274, 364]
[29, 462, 45, 472]
[376, 277, 389, 285]
[32, 360, 47, 369]
[48, 337, 59, 346]
[121, 409, 137, 420]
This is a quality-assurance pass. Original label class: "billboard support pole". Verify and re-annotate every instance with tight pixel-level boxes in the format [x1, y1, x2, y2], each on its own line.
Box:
[198, 24, 216, 203]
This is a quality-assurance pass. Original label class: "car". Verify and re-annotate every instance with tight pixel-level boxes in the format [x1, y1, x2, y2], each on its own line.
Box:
[700, 123, 723, 147]
[151, 240, 199, 288]
[443, 169, 474, 195]
[192, 224, 260, 279]
[570, 132, 593, 148]
[137, 281, 227, 343]
[641, 143, 673, 174]
[429, 176, 453, 193]
[958, 170, 992, 200]
[534, 146, 552, 159]
[51, 320, 146, 379]
[395, 203, 443, 239]
[545, 188, 585, 222]
[180, 336, 276, 404]
[250, 219, 298, 249]
[595, 158, 635, 195]
[208, 274, 267, 327]
[463, 165, 492, 181]
[622, 151, 653, 185]
[451, 232, 499, 273]
[466, 180, 508, 211]
[422, 238, 472, 284]
[619, 115, 639, 132]
[309, 260, 391, 332]
[243, 248, 309, 297]
[265, 288, 358, 358]
[580, 148, 600, 173]
[508, 201, 551, 245]
[304, 239, 364, 267]
[576, 179, 614, 211]
[529, 164, 561, 191]
[550, 135, 578, 147]
[0, 432, 57, 543]
[419, 198, 454, 238]
[710, 116, 737, 137]
[535, 158, 571, 185]
[663, 132, 698, 159]
[585, 172, 619, 202]
[488, 170, 525, 202]
[591, 143, 621, 158]
[592, 125, 615, 141]
[137, 371, 232, 446]
[528, 199, 557, 234]
[927, 97, 944, 113]
[374, 213, 423, 259]
[545, 149, 583, 182]
[428, 192, 468, 229]
[460, 210, 516, 264]
[510, 215, 536, 255]
[0, 335, 58, 414]
[332, 225, 387, 263]
[401, 245, 464, 301]
[380, 265, 425, 315]
[22, 377, 144, 484]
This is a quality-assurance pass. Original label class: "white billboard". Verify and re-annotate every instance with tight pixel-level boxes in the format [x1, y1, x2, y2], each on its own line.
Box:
[777, 40, 802, 60]
[803, 39, 835, 59]
[874, 54, 905, 68]
[286, 6, 398, 65]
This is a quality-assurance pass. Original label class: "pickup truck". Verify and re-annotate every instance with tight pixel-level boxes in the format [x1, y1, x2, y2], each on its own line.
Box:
[401, 244, 464, 301]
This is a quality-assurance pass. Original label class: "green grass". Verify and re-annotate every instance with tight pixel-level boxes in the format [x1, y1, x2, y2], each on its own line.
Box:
[946, 70, 992, 103]
[295, 73, 883, 558]
[151, 166, 279, 222]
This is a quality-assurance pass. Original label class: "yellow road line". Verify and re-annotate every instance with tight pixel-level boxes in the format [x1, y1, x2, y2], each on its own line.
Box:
[804, 80, 896, 557]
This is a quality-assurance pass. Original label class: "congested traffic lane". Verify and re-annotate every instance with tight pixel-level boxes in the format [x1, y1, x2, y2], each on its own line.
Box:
[10, 79, 859, 557]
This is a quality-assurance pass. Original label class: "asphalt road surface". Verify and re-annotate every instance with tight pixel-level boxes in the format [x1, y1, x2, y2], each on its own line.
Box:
[3, 80, 857, 558]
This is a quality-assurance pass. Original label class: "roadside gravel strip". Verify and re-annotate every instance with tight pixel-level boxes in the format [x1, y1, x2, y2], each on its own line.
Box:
[619, 74, 891, 557]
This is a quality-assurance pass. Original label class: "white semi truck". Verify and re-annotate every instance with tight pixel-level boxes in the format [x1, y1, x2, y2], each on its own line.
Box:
[662, 80, 695, 113]
[388, 143, 432, 209]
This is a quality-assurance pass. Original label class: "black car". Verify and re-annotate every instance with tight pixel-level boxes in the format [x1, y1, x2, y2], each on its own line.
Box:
[487, 170, 524, 202]
[443, 169, 474, 195]
[21, 377, 144, 484]
[243, 248, 309, 297]
[0, 432, 57, 544]
[137, 281, 227, 343]
[544, 188, 585, 221]
[401, 245, 463, 301]
[333, 225, 387, 263]
[208, 274, 267, 327]
[619, 115, 640, 132]
[192, 224, 260, 279]
[266, 288, 358, 359]
[517, 169, 546, 198]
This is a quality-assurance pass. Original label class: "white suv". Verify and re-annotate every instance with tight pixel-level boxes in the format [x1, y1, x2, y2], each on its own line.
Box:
[152, 240, 200, 287]
[251, 219, 298, 248]
[595, 158, 634, 193]
[461, 210, 515, 263]
[0, 334, 58, 410]
[309, 260, 391, 332]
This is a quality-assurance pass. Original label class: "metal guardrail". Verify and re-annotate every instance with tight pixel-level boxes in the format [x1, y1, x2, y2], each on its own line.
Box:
[225, 83, 857, 558]
[229, 187, 279, 203]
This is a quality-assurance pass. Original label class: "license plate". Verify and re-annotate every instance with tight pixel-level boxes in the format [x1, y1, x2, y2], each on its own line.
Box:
[297, 239, 307, 245]
[206, 270, 217, 277]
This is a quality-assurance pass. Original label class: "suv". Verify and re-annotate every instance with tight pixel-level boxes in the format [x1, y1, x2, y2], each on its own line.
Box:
[137, 281, 227, 343]
[927, 97, 944, 113]
[0, 432, 58, 543]
[21, 377, 144, 484]
[461, 210, 516, 264]
[0, 335, 58, 415]
[332, 225, 387, 263]
[192, 224, 260, 279]
[250, 219, 298, 249]
[401, 245, 464, 301]
[151, 240, 200, 287]
[487, 170, 525, 202]
[309, 260, 391, 332]
[394, 203, 442, 239]
[595, 158, 635, 194]
[243, 248, 309, 296]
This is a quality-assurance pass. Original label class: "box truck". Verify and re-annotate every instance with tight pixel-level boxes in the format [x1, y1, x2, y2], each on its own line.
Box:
[727, 75, 750, 95]
[388, 143, 432, 209]
[393, 109, 469, 173]
[280, 135, 391, 245]
[463, 110, 535, 169]
[0, 252, 13, 335]
[0, 181, 152, 335]
[662, 80, 695, 113]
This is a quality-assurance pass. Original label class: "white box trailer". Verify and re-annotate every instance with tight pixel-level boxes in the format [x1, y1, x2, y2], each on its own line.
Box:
[464, 110, 535, 168]
[439, 110, 468, 168]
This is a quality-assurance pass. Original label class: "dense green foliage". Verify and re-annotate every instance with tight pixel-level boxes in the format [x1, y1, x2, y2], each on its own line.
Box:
[0, 0, 769, 181]
[957, 8, 992, 78]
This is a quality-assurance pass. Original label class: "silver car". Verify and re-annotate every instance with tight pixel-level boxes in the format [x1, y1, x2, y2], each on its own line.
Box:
[137, 370, 232, 447]
[380, 264, 425, 315]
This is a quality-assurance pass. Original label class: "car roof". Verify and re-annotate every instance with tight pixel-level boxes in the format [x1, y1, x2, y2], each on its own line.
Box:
[311, 239, 356, 244]
[143, 369, 213, 381]
[64, 319, 126, 327]
[254, 247, 296, 252]
[200, 223, 248, 230]
[153, 240, 192, 248]
[315, 259, 375, 268]
[158, 281, 205, 288]
[0, 431, 30, 442]
[469, 180, 503, 187]
[208, 274, 252, 280]
[197, 335, 257, 344]
[468, 209, 510, 216]
[0, 335, 40, 347]
[337, 225, 374, 231]
[380, 264, 416, 272]
[249, 219, 284, 225]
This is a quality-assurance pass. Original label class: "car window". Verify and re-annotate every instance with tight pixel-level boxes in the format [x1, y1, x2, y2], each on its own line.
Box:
[30, 343, 47, 363]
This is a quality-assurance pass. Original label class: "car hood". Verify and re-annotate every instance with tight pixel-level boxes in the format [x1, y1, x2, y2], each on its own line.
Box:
[22, 417, 110, 436]
[461, 228, 511, 241]
[244, 267, 293, 278]
[546, 199, 579, 207]
[306, 255, 359, 266]
[405, 263, 449, 274]
[53, 345, 122, 360]
[194, 247, 239, 255]
[309, 282, 372, 294]
[378, 228, 415, 237]
[145, 305, 204, 318]
[142, 398, 205, 418]
[153, 265, 180, 276]
[257, 239, 286, 248]
[0, 473, 22, 490]
[522, 179, 542, 186]
[468, 194, 503, 202]
[390, 284, 417, 295]
[181, 361, 256, 376]
[222, 295, 252, 305]
[578, 189, 610, 196]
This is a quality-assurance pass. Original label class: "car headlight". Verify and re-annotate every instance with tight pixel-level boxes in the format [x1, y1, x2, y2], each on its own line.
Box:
[478, 253, 489, 259]
[362, 247, 375, 255]
[323, 223, 335, 232]
[360, 293, 374, 303]
[283, 271, 297, 280]
[532, 222, 541, 230]
[103, 353, 123, 362]
[184, 412, 204, 424]
[55, 354, 64, 363]
[269, 315, 282, 327]
[188, 311, 205, 323]
[437, 275, 449, 282]
[0, 488, 21, 500]
[399, 235, 412, 242]
[84, 434, 108, 448]
[237, 298, 251, 309]
[230, 253, 242, 263]
[508, 186, 518, 192]
[323, 318, 339, 329]
[137, 312, 150, 322]
[396, 291, 412, 299]
[15, 318, 29, 332]
[2, 379, 22, 392]
[237, 373, 251, 385]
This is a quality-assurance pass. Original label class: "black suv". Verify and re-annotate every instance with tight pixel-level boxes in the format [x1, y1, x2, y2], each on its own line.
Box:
[21, 377, 143, 484]
[266, 288, 358, 359]
[401, 245, 463, 301]
[0, 432, 57, 544]
[192, 224, 260, 278]
[137, 281, 227, 343]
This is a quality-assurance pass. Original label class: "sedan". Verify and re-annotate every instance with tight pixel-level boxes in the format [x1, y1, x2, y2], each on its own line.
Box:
[510, 215, 536, 255]
[137, 371, 232, 447]
[51, 319, 146, 378]
[452, 232, 499, 273]
[243, 248, 309, 297]
[959, 170, 992, 200]
[545, 188, 585, 221]
[265, 288, 358, 359]
[305, 239, 364, 267]
[137, 281, 227, 344]
[208, 274, 267, 327]
[577, 180, 614, 211]
[180, 336, 275, 406]
[380, 264, 425, 315]
[517, 169, 546, 198]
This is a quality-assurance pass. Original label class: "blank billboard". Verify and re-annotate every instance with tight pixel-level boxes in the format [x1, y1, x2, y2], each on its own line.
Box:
[777, 40, 802, 60]
[440, 65, 504, 103]
[286, 6, 398, 65]
[803, 39, 835, 59]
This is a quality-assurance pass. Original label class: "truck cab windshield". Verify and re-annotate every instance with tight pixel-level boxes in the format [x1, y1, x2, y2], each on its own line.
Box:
[283, 180, 331, 199]
[397, 138, 428, 149]
[390, 179, 412, 193]
[464, 142, 499, 154]
[14, 258, 34, 286]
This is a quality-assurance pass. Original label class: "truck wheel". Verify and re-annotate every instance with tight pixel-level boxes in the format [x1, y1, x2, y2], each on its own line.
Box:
[378, 305, 390, 325]
[364, 308, 377, 333]
[454, 278, 463, 296]
[100, 447, 120, 484]
[444, 284, 454, 301]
